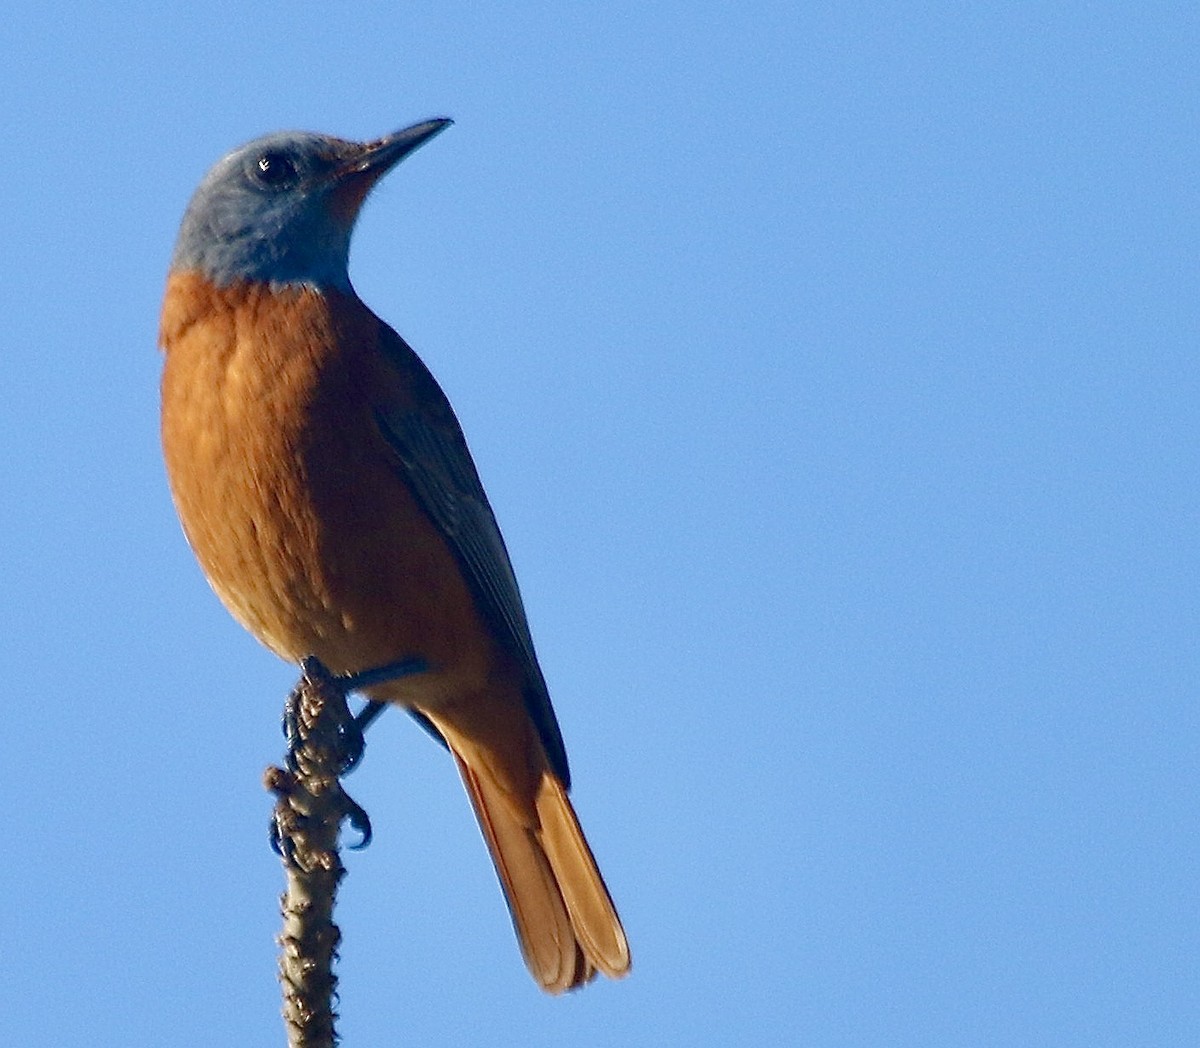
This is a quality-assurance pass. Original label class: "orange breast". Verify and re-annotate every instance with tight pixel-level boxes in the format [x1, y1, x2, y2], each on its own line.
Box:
[159, 273, 506, 707]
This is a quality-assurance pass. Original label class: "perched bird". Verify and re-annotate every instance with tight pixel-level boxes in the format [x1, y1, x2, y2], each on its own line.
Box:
[159, 119, 630, 993]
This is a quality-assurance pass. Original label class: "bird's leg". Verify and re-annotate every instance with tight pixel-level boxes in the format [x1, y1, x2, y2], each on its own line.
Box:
[343, 656, 428, 747]
[341, 656, 428, 692]
[354, 699, 388, 735]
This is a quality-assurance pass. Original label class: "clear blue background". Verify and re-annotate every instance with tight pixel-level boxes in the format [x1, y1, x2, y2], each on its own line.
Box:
[3, 4, 1195, 1046]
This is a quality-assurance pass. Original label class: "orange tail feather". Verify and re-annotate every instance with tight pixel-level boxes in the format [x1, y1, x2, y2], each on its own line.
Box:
[431, 711, 631, 993]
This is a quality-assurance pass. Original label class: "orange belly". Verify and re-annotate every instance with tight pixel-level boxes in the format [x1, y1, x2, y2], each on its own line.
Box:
[159, 273, 506, 708]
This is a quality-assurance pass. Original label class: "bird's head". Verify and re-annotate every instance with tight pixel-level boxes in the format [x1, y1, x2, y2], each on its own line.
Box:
[169, 118, 452, 290]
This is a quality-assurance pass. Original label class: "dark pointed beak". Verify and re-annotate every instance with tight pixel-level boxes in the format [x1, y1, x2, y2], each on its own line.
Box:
[330, 118, 452, 223]
[349, 118, 454, 180]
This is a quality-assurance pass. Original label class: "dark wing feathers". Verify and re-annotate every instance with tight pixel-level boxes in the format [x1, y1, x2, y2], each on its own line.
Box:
[374, 325, 571, 785]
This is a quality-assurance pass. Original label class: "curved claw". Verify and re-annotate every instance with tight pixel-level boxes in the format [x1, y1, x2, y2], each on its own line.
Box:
[345, 796, 373, 850]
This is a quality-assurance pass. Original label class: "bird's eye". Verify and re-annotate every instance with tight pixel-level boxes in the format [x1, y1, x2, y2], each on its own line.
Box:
[255, 152, 298, 186]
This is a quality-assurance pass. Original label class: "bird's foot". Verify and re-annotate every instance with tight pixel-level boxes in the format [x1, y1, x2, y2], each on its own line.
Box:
[281, 657, 368, 775]
[282, 656, 428, 772]
[269, 655, 428, 859]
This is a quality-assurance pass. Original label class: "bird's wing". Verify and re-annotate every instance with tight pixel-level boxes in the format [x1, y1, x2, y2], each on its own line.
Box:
[372, 322, 571, 784]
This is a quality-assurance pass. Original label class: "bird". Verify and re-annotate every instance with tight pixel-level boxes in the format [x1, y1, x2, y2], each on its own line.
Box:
[158, 118, 630, 993]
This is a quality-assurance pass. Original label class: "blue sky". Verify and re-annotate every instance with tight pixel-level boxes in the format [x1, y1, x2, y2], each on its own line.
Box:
[3, 3, 1196, 1046]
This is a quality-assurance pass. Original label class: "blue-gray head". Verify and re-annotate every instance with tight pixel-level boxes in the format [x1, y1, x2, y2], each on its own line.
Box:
[170, 118, 452, 290]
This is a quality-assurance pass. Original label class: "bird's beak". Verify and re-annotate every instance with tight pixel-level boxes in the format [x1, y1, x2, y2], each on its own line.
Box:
[351, 118, 454, 180]
[332, 118, 453, 220]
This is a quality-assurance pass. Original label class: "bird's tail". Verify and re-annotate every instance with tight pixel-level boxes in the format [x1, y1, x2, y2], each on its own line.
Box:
[426, 708, 631, 993]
